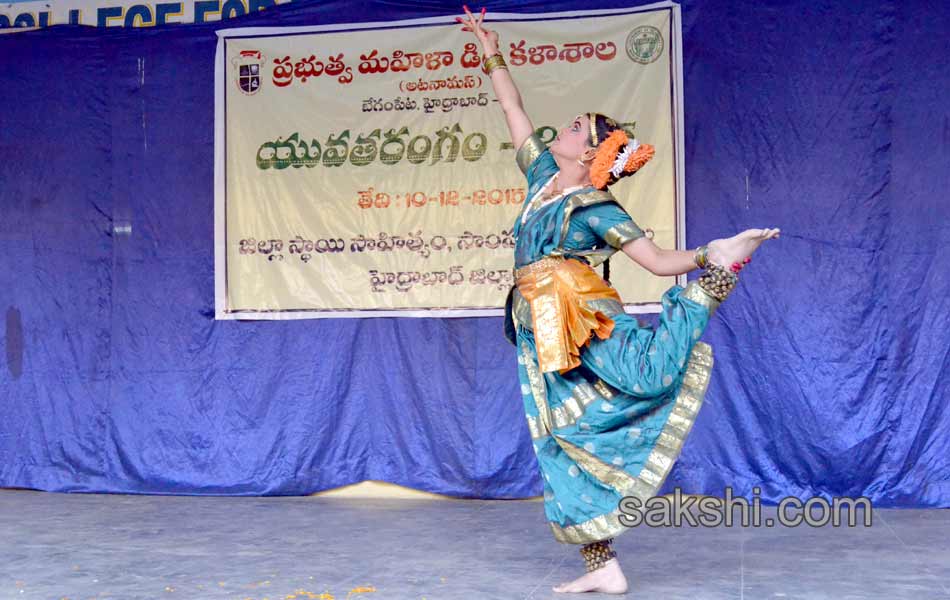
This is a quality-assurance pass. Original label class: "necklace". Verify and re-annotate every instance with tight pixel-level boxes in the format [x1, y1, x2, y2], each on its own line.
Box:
[520, 173, 587, 225]
[542, 172, 563, 200]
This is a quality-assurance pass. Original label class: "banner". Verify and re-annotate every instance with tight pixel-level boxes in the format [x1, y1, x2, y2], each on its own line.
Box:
[214, 3, 685, 318]
[0, 0, 291, 31]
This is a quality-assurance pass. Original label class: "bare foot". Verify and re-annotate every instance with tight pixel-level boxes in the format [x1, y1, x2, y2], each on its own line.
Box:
[552, 558, 628, 594]
[706, 228, 780, 267]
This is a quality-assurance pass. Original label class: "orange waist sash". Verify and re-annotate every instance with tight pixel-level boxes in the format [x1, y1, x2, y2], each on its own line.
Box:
[515, 256, 621, 374]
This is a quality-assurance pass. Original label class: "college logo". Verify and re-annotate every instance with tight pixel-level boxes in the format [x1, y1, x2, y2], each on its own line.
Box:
[625, 26, 663, 64]
[232, 50, 264, 95]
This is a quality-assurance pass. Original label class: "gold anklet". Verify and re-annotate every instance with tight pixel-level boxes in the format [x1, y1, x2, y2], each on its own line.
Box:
[697, 263, 738, 302]
[579, 538, 617, 572]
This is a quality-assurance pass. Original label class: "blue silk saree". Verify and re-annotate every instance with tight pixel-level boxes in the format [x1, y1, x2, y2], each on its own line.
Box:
[507, 133, 720, 544]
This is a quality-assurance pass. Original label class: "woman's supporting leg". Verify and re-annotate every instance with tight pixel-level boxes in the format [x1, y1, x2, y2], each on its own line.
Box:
[580, 538, 617, 572]
[553, 538, 629, 594]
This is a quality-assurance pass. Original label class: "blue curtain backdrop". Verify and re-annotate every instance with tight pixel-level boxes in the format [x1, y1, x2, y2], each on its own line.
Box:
[0, 0, 948, 506]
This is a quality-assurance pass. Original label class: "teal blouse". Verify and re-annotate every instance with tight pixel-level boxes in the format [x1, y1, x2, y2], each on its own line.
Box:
[512, 133, 646, 269]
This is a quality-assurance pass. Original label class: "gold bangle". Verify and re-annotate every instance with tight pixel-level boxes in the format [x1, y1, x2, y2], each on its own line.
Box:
[694, 244, 709, 269]
[483, 53, 507, 74]
[482, 53, 508, 75]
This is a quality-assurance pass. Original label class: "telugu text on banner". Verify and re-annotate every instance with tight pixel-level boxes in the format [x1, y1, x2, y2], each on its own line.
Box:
[214, 3, 685, 319]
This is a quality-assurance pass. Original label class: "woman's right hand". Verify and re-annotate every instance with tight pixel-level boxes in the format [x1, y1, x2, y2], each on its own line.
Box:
[456, 6, 500, 56]
[455, 5, 534, 151]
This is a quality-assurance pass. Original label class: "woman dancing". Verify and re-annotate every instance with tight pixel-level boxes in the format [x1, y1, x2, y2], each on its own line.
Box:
[457, 6, 779, 595]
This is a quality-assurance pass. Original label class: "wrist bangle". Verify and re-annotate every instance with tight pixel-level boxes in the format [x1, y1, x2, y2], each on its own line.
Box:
[694, 245, 709, 269]
[482, 53, 508, 75]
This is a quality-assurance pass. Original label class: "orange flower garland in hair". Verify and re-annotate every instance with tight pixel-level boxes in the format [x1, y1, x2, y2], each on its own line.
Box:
[623, 142, 655, 174]
[589, 129, 656, 190]
[590, 130, 628, 189]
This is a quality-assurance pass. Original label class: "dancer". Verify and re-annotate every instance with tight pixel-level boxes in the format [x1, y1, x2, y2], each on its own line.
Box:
[457, 6, 779, 594]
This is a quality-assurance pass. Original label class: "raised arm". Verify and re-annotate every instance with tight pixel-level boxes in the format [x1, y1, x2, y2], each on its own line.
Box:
[457, 6, 534, 150]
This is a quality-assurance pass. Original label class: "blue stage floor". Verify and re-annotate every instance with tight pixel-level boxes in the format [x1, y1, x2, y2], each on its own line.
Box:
[0, 489, 947, 599]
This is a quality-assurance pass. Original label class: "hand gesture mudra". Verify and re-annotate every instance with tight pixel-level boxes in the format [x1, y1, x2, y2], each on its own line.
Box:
[456, 5, 499, 54]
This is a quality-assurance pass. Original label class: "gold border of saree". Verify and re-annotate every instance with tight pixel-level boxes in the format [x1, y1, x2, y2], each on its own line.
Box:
[546, 340, 715, 544]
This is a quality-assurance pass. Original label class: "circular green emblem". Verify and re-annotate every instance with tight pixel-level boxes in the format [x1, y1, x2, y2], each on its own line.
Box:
[625, 25, 664, 64]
